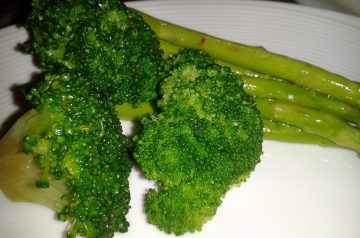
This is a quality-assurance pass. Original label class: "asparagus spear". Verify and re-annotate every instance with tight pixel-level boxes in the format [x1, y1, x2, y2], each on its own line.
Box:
[139, 11, 360, 109]
[144, 35, 360, 150]
[255, 98, 360, 153]
[263, 120, 336, 147]
[115, 101, 338, 147]
[160, 39, 360, 126]
[242, 77, 360, 126]
[160, 39, 276, 80]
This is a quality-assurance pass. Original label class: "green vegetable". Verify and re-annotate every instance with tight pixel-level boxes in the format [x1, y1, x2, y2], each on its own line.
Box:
[0, 71, 132, 238]
[256, 98, 360, 153]
[0, 109, 67, 210]
[263, 119, 336, 146]
[152, 23, 360, 150]
[138, 10, 360, 109]
[242, 76, 360, 127]
[0, 0, 167, 237]
[134, 49, 263, 235]
[115, 102, 156, 120]
[24, 0, 164, 106]
[135, 39, 358, 146]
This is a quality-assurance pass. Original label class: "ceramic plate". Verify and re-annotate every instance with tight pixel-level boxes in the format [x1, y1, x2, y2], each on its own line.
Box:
[1, 1, 360, 238]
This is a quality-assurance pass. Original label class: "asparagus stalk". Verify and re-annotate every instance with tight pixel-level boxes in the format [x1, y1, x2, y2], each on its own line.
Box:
[146, 34, 360, 150]
[115, 101, 337, 146]
[160, 39, 360, 126]
[160, 39, 276, 80]
[160, 39, 182, 58]
[263, 119, 336, 147]
[255, 98, 360, 153]
[139, 10, 360, 109]
[242, 77, 360, 126]
[263, 119, 337, 147]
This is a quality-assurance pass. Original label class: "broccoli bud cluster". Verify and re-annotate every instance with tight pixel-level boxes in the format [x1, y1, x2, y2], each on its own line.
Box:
[134, 49, 263, 235]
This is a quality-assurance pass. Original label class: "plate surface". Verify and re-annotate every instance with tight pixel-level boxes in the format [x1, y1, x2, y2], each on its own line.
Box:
[1, 1, 360, 238]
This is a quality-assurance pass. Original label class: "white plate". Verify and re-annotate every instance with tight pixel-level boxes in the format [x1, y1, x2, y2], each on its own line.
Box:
[1, 1, 360, 238]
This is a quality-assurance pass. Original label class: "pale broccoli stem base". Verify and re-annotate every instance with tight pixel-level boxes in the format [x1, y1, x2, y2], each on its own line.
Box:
[0, 109, 67, 211]
[138, 10, 360, 109]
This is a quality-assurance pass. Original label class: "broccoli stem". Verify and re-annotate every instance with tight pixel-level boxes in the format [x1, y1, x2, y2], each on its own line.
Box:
[255, 98, 360, 153]
[0, 110, 67, 211]
[242, 77, 360, 126]
[160, 39, 182, 58]
[263, 119, 336, 147]
[115, 102, 155, 120]
[139, 10, 360, 109]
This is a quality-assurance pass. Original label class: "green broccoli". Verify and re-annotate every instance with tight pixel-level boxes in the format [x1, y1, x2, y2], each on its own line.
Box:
[24, 0, 164, 106]
[1, 1, 168, 237]
[0, 70, 132, 238]
[133, 49, 263, 235]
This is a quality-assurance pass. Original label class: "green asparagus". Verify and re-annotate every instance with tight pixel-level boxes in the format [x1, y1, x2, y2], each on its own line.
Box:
[160, 39, 275, 80]
[133, 13, 360, 151]
[263, 119, 336, 146]
[139, 11, 360, 109]
[159, 39, 360, 127]
[256, 98, 360, 153]
[242, 77, 360, 126]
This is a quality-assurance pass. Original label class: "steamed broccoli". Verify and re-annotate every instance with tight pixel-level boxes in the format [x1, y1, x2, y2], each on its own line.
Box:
[24, 0, 164, 105]
[0, 70, 132, 238]
[0, 1, 167, 236]
[133, 49, 263, 235]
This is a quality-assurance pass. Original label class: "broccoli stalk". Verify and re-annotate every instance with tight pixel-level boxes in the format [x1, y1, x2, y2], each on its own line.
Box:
[137, 10, 360, 109]
[0, 110, 67, 211]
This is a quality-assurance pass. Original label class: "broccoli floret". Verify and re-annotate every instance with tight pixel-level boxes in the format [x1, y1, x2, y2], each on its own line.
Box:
[24, 0, 164, 105]
[0, 70, 132, 238]
[1, 1, 167, 237]
[134, 49, 263, 235]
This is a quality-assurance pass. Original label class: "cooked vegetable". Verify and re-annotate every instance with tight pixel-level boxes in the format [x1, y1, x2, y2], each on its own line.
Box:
[0, 71, 132, 238]
[0, 0, 167, 237]
[241, 76, 360, 127]
[134, 49, 263, 235]
[147, 23, 360, 151]
[138, 11, 360, 109]
[256, 98, 360, 153]
[262, 120, 336, 146]
[24, 0, 164, 106]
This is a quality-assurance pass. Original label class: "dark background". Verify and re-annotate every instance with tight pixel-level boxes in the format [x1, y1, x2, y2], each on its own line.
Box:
[0, 0, 297, 29]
